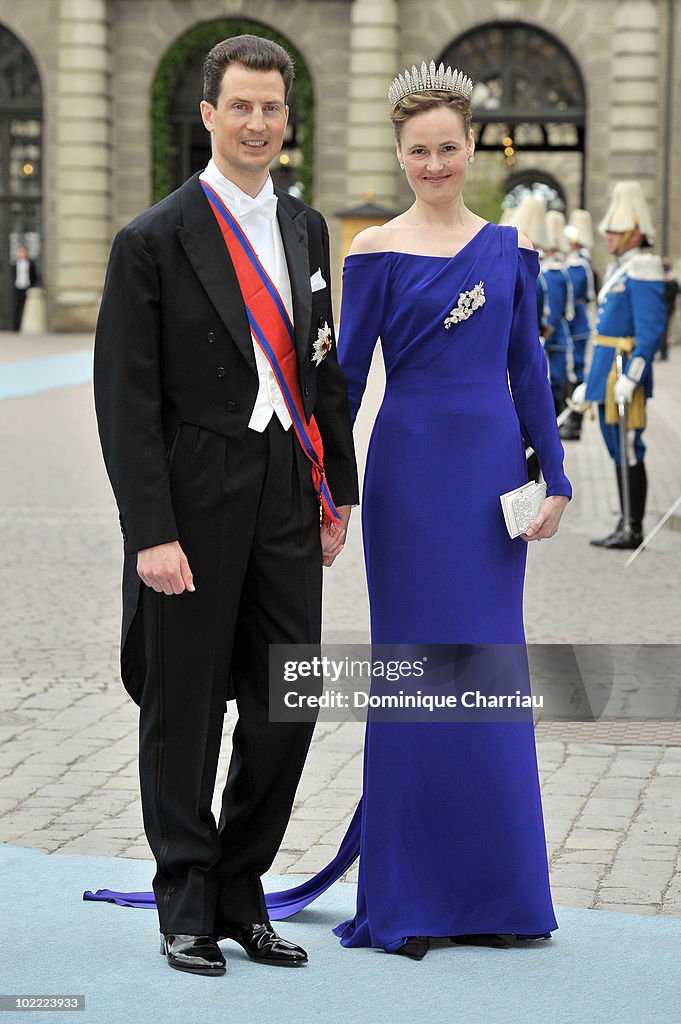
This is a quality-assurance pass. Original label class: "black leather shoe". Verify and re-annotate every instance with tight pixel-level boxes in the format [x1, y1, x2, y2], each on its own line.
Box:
[590, 517, 622, 547]
[160, 933, 226, 975]
[450, 933, 513, 948]
[394, 935, 430, 960]
[215, 921, 308, 967]
[590, 526, 642, 549]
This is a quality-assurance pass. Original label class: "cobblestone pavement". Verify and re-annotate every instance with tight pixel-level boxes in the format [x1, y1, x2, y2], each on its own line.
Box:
[1, 331, 680, 919]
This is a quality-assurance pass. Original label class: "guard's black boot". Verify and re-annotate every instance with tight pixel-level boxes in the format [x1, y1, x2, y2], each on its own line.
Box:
[600, 460, 646, 549]
[559, 410, 583, 441]
[593, 522, 642, 549]
[629, 461, 647, 526]
[591, 463, 645, 549]
[590, 519, 623, 547]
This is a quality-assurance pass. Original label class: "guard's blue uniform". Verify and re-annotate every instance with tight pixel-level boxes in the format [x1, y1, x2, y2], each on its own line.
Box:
[565, 250, 594, 384]
[538, 256, 574, 407]
[585, 248, 665, 465]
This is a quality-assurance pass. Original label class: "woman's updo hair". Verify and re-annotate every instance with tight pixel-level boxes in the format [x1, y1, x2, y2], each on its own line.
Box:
[390, 91, 473, 143]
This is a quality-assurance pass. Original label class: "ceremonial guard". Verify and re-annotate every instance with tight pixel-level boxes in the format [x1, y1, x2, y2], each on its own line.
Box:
[539, 210, 574, 417]
[510, 195, 548, 339]
[560, 209, 595, 440]
[572, 181, 666, 549]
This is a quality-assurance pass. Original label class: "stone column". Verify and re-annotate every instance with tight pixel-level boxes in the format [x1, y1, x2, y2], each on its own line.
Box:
[52, 0, 111, 331]
[608, 0, 660, 213]
[346, 0, 400, 209]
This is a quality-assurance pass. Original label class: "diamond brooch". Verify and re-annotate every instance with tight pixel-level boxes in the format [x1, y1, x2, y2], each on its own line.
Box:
[443, 281, 486, 329]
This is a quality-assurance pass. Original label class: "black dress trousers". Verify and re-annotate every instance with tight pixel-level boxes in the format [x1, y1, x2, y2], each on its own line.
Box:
[138, 416, 321, 934]
[13, 287, 28, 331]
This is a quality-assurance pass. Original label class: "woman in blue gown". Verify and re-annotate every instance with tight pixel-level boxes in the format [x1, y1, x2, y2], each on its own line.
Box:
[266, 65, 571, 958]
[85, 64, 571, 960]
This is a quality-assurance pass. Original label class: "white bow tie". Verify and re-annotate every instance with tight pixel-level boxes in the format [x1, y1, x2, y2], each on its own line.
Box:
[235, 192, 278, 220]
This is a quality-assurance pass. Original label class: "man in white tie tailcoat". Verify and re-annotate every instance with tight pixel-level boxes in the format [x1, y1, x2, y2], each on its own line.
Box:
[94, 35, 358, 974]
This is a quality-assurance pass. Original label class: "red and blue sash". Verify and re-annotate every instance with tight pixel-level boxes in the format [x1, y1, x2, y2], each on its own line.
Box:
[200, 180, 340, 526]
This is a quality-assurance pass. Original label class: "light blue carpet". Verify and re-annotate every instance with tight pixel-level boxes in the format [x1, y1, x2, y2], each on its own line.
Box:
[2, 843, 677, 1024]
[0, 351, 92, 400]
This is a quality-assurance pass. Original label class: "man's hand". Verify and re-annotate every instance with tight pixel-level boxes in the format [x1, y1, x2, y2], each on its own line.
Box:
[567, 381, 589, 412]
[137, 541, 195, 595]
[522, 495, 569, 543]
[613, 375, 637, 406]
[321, 505, 352, 567]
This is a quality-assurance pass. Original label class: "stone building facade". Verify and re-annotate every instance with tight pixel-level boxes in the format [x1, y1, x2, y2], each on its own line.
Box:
[0, 0, 678, 331]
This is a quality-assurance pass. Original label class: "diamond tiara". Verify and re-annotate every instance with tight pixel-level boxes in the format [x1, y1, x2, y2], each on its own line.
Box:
[388, 60, 474, 108]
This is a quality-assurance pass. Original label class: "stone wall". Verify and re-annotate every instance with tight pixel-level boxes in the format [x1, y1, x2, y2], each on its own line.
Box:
[110, 0, 352, 234]
[398, 0, 665, 273]
[664, 0, 681, 263]
[51, 0, 112, 330]
[0, 0, 677, 328]
[0, 1, 60, 328]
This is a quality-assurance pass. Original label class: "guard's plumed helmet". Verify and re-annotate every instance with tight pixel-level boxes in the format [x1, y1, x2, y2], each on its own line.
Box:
[544, 210, 567, 253]
[565, 208, 594, 250]
[498, 207, 519, 226]
[512, 196, 547, 250]
[599, 181, 655, 242]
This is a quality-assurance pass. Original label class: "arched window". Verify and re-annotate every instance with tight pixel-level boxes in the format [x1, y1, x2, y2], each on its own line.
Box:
[0, 24, 42, 329]
[503, 170, 567, 214]
[439, 22, 586, 203]
[152, 20, 314, 204]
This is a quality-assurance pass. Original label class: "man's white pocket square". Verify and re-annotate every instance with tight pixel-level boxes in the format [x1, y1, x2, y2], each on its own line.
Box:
[310, 268, 327, 292]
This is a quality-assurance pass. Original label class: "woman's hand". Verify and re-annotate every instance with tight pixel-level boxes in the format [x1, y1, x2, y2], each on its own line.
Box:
[521, 495, 569, 542]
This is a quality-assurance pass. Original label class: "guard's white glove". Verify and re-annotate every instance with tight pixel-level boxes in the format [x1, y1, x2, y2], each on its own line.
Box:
[566, 381, 589, 412]
[613, 375, 637, 406]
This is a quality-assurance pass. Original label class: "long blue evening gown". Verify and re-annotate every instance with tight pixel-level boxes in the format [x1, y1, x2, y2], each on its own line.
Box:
[84, 223, 571, 951]
[267, 223, 572, 949]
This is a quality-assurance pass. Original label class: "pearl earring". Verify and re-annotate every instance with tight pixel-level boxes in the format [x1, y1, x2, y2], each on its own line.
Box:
[468, 155, 475, 164]
[399, 162, 405, 170]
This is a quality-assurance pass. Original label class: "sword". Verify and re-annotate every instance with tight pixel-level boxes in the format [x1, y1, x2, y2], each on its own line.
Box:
[625, 493, 681, 568]
[615, 350, 632, 538]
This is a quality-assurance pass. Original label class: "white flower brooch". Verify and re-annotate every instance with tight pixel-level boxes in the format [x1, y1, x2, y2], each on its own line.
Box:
[312, 321, 333, 365]
[443, 281, 486, 329]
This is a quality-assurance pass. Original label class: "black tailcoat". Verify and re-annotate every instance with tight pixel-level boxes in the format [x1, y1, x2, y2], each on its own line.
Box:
[94, 173, 359, 705]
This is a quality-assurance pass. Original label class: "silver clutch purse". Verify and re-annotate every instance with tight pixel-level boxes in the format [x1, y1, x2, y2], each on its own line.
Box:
[500, 481, 547, 538]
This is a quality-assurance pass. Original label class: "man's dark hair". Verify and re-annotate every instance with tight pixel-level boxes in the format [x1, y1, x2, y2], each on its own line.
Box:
[203, 34, 295, 106]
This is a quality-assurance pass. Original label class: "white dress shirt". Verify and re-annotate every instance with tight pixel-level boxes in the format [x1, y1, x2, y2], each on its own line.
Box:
[199, 158, 292, 432]
[15, 258, 31, 291]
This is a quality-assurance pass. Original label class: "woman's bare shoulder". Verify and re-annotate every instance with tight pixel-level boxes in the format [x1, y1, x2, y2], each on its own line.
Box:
[517, 230, 535, 251]
[348, 223, 399, 256]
